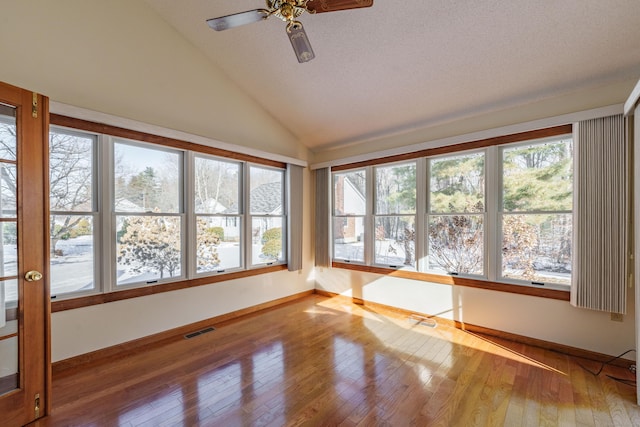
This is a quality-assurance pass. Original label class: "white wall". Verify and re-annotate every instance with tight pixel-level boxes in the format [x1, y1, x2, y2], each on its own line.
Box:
[315, 268, 636, 359]
[0, 0, 306, 161]
[52, 268, 314, 362]
[313, 79, 639, 165]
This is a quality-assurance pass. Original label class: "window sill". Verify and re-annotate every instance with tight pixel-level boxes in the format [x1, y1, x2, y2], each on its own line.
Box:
[51, 264, 288, 312]
[331, 261, 570, 301]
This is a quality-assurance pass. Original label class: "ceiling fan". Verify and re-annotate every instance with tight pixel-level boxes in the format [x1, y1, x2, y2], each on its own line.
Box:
[206, 0, 374, 63]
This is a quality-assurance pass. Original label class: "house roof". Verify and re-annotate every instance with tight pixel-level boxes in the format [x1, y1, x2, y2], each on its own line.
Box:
[225, 181, 283, 215]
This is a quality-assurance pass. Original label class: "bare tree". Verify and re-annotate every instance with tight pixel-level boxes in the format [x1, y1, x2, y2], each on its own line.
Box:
[49, 131, 93, 255]
[428, 214, 483, 274]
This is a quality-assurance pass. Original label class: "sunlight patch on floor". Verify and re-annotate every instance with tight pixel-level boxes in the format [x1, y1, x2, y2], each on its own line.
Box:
[315, 295, 567, 375]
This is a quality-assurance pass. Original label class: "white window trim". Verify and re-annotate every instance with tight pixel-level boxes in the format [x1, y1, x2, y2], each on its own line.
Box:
[372, 160, 418, 270]
[247, 164, 288, 268]
[426, 149, 486, 278]
[49, 126, 102, 299]
[192, 152, 245, 276]
[495, 136, 573, 291]
[331, 168, 367, 265]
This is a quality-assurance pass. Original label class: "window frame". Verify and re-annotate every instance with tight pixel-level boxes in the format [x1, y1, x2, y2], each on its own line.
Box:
[48, 126, 101, 299]
[496, 137, 573, 289]
[112, 137, 186, 290]
[330, 125, 573, 300]
[372, 160, 418, 270]
[48, 114, 289, 311]
[192, 152, 245, 276]
[332, 168, 368, 265]
[247, 164, 287, 268]
[426, 149, 486, 278]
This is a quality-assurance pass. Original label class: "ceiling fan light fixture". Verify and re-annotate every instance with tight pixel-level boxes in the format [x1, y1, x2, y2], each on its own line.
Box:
[286, 21, 315, 63]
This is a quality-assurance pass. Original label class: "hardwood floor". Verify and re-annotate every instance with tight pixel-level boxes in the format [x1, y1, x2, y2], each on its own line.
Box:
[31, 295, 639, 426]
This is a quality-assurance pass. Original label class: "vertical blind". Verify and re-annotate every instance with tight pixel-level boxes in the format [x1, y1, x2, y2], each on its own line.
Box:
[287, 164, 304, 271]
[314, 168, 331, 267]
[571, 114, 628, 313]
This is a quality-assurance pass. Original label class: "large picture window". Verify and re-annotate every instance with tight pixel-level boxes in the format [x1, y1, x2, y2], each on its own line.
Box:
[48, 118, 288, 301]
[331, 131, 573, 293]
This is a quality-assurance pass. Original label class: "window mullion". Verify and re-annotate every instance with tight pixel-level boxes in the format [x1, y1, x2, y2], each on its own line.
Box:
[101, 134, 114, 293]
[364, 166, 374, 265]
[185, 151, 195, 279]
[243, 163, 251, 268]
[486, 146, 498, 281]
[415, 158, 427, 272]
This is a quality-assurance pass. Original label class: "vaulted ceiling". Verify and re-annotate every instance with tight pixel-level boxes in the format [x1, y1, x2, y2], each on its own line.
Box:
[144, 0, 640, 152]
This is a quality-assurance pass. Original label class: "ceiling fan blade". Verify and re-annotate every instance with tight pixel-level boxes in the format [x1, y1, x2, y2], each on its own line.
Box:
[305, 0, 373, 13]
[287, 23, 315, 63]
[206, 9, 270, 31]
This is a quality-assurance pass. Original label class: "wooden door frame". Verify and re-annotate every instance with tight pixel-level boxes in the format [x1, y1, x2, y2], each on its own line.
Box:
[0, 81, 51, 425]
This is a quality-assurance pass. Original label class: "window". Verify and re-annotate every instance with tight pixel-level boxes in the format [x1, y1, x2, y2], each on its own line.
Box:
[500, 138, 572, 285]
[428, 152, 485, 276]
[48, 118, 288, 302]
[332, 169, 366, 263]
[114, 141, 183, 286]
[374, 162, 416, 268]
[49, 128, 97, 297]
[249, 165, 285, 266]
[331, 130, 573, 293]
[0, 107, 17, 311]
[194, 155, 242, 272]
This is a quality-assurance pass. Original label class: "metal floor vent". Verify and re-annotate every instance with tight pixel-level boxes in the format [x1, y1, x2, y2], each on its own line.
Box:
[408, 314, 437, 328]
[184, 326, 216, 339]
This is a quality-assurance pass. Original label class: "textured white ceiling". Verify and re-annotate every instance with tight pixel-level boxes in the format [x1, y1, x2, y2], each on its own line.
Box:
[144, 0, 640, 151]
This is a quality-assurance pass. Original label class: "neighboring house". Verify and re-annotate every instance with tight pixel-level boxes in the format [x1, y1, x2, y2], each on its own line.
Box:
[114, 198, 145, 212]
[333, 175, 365, 244]
[248, 181, 283, 216]
[195, 198, 241, 241]
[195, 198, 227, 214]
[250, 181, 283, 243]
[223, 181, 283, 243]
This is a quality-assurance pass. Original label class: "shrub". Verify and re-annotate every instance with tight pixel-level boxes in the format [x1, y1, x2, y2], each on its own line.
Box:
[261, 238, 281, 259]
[261, 227, 281, 244]
[208, 226, 225, 241]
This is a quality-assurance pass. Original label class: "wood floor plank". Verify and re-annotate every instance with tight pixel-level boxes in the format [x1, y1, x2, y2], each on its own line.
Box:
[32, 295, 637, 426]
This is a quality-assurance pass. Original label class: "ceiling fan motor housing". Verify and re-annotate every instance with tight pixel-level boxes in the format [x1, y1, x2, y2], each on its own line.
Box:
[269, 0, 309, 22]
